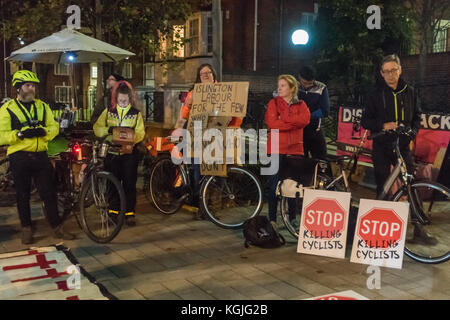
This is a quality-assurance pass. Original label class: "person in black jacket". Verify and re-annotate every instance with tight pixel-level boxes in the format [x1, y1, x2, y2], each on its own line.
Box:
[362, 54, 420, 197]
[362, 54, 437, 245]
[298, 66, 330, 160]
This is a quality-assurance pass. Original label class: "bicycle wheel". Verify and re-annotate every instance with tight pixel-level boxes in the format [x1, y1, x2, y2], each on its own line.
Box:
[79, 171, 125, 243]
[0, 157, 15, 207]
[200, 166, 263, 229]
[389, 180, 450, 264]
[280, 173, 346, 238]
[149, 155, 188, 215]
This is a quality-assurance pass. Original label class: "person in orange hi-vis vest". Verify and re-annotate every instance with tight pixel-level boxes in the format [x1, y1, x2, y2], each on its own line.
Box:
[172, 64, 242, 219]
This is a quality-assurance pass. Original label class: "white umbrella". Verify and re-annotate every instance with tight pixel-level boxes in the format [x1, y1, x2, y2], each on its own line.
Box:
[6, 28, 135, 64]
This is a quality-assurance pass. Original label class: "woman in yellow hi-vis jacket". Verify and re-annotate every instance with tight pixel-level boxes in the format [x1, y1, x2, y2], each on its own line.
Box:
[93, 81, 145, 226]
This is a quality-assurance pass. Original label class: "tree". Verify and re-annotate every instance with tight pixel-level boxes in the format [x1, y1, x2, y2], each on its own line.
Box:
[1, 0, 196, 101]
[314, 0, 414, 105]
[404, 0, 450, 83]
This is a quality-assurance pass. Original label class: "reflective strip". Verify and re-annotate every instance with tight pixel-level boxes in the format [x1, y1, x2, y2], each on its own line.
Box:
[125, 212, 135, 216]
[108, 210, 119, 215]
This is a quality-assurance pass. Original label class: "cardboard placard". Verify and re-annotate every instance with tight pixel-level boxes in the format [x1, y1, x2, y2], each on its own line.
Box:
[199, 116, 231, 177]
[190, 82, 249, 118]
[187, 82, 249, 177]
[305, 290, 369, 300]
[350, 199, 409, 269]
[297, 189, 351, 259]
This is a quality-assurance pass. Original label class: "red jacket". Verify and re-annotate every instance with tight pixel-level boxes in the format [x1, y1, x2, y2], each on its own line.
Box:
[265, 96, 310, 155]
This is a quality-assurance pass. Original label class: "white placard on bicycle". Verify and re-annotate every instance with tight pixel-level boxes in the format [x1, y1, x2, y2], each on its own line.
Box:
[350, 199, 409, 269]
[297, 189, 351, 259]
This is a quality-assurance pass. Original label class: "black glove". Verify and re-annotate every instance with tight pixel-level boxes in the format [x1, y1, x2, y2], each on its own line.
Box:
[19, 127, 47, 139]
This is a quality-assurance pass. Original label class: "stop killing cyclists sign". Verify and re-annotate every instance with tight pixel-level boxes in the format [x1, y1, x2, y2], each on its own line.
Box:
[297, 189, 351, 259]
[350, 199, 409, 269]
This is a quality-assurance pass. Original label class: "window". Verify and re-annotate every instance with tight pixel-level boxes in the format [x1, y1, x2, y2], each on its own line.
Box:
[122, 62, 132, 79]
[207, 17, 213, 53]
[90, 63, 98, 86]
[187, 18, 200, 56]
[54, 63, 70, 76]
[55, 86, 71, 104]
[144, 63, 155, 87]
[433, 20, 450, 53]
[301, 12, 317, 27]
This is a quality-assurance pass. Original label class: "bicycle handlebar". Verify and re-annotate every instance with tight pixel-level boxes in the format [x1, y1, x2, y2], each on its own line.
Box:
[368, 124, 416, 140]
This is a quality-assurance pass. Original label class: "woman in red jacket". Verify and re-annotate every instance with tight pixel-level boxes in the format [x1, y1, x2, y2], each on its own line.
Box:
[265, 74, 310, 227]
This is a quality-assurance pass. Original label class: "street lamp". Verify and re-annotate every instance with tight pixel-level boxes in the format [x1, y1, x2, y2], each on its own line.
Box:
[291, 29, 309, 45]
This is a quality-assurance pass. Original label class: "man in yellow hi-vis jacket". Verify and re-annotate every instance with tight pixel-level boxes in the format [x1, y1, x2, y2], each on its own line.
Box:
[0, 70, 75, 244]
[94, 81, 145, 227]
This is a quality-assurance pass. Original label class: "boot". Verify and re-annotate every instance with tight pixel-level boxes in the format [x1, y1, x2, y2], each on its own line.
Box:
[413, 223, 438, 246]
[194, 207, 207, 220]
[22, 226, 33, 245]
[125, 214, 136, 227]
[52, 223, 76, 240]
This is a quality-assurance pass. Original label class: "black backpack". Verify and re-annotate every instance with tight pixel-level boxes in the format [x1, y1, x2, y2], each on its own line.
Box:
[243, 216, 286, 248]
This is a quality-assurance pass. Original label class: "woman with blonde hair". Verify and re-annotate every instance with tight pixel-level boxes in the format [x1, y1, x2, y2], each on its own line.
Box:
[265, 74, 310, 227]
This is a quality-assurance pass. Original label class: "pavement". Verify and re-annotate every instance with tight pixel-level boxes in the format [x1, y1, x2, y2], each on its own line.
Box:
[0, 171, 449, 301]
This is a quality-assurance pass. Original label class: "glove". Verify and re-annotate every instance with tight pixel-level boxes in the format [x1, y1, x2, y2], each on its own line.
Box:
[19, 127, 47, 139]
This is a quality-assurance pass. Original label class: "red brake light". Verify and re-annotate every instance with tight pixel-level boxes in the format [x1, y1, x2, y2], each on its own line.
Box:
[73, 144, 82, 160]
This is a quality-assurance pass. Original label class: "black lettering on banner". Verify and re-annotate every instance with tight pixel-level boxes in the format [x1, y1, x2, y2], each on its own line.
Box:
[340, 107, 450, 131]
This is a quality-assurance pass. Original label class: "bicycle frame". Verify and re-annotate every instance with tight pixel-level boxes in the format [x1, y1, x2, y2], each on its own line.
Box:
[376, 135, 429, 225]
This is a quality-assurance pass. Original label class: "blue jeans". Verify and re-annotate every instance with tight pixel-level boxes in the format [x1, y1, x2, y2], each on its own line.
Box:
[267, 155, 298, 222]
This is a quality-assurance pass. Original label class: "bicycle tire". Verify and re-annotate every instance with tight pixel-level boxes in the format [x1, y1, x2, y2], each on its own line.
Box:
[0, 157, 16, 207]
[389, 180, 450, 264]
[148, 155, 188, 215]
[79, 171, 125, 243]
[280, 173, 347, 239]
[200, 166, 263, 229]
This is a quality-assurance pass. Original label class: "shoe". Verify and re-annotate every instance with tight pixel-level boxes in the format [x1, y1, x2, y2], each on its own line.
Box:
[125, 214, 136, 227]
[194, 207, 207, 220]
[413, 223, 438, 246]
[52, 223, 76, 240]
[21, 226, 33, 245]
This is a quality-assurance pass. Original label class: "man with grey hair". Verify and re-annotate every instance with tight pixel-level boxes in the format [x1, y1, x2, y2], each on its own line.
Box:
[362, 54, 436, 244]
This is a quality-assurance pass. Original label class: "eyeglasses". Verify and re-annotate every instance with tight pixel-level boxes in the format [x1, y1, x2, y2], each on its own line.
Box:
[382, 68, 399, 75]
[200, 71, 212, 76]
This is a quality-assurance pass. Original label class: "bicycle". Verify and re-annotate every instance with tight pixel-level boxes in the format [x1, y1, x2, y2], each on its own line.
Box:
[370, 125, 450, 264]
[145, 136, 264, 229]
[278, 153, 353, 238]
[278, 115, 373, 238]
[48, 136, 127, 243]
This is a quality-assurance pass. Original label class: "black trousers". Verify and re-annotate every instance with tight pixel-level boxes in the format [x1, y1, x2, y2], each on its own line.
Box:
[303, 126, 327, 160]
[372, 140, 416, 197]
[9, 151, 61, 228]
[267, 155, 298, 222]
[105, 151, 139, 213]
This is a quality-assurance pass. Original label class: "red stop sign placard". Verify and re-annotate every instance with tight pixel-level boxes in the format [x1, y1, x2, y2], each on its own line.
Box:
[304, 198, 346, 239]
[358, 208, 404, 248]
